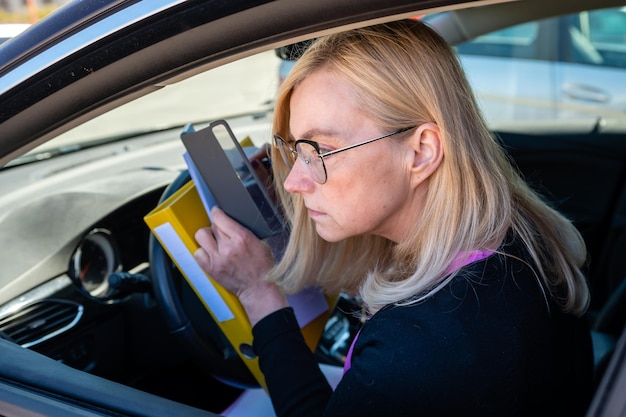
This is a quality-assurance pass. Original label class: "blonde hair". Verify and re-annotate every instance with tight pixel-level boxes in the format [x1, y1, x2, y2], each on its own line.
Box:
[267, 20, 589, 316]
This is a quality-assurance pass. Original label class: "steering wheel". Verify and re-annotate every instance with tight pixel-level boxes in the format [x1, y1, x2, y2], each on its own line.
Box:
[148, 169, 259, 388]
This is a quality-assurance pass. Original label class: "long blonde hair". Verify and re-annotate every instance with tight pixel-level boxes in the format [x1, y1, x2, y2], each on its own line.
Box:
[267, 20, 589, 316]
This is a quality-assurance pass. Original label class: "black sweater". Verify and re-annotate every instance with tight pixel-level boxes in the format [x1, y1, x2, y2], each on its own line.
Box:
[252, 237, 593, 416]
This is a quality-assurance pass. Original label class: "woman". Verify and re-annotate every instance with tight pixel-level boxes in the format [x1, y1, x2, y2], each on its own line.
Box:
[195, 20, 593, 416]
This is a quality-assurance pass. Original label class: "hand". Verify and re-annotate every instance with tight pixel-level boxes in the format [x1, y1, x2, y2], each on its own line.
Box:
[248, 143, 279, 202]
[194, 206, 287, 325]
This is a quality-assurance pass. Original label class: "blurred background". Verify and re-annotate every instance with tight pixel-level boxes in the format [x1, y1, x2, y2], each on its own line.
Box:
[0, 0, 67, 23]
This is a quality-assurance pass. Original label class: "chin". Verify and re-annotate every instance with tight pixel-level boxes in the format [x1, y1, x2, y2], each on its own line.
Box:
[314, 226, 348, 243]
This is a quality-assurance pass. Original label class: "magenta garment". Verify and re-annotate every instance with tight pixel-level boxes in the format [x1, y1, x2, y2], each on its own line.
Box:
[343, 249, 494, 373]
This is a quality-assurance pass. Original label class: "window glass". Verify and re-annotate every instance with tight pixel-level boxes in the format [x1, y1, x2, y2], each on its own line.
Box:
[455, 22, 539, 59]
[588, 8, 626, 45]
[449, 6, 626, 124]
[29, 51, 281, 155]
[578, 7, 626, 69]
[560, 7, 626, 68]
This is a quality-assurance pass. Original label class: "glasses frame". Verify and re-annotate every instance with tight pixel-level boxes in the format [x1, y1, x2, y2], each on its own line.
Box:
[274, 126, 414, 184]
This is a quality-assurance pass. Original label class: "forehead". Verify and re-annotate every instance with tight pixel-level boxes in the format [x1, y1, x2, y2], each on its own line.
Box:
[288, 69, 365, 140]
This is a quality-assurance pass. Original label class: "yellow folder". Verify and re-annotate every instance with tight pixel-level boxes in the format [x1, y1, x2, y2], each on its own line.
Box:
[144, 180, 334, 390]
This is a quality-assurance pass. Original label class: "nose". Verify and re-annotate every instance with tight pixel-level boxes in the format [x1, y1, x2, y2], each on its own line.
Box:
[283, 158, 316, 194]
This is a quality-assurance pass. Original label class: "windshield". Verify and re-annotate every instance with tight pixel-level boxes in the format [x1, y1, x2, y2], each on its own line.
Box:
[23, 51, 281, 158]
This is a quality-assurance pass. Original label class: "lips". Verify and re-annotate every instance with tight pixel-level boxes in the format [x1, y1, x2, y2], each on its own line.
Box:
[306, 207, 324, 218]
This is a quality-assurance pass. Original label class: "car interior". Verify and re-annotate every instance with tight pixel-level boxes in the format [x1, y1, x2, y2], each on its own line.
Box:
[0, 0, 625, 415]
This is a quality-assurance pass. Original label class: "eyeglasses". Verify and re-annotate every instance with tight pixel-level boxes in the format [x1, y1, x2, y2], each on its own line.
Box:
[273, 127, 413, 184]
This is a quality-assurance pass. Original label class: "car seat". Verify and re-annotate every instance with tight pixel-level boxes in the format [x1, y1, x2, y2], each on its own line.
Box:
[590, 277, 626, 388]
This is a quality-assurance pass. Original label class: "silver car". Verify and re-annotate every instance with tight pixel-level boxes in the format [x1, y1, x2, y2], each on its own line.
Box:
[448, 6, 626, 124]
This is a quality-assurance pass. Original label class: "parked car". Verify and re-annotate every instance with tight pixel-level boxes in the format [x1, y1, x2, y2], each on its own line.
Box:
[0, 0, 625, 416]
[445, 5, 626, 124]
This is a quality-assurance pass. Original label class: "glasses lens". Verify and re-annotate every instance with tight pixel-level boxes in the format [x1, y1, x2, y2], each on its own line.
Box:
[275, 136, 296, 168]
[296, 142, 327, 183]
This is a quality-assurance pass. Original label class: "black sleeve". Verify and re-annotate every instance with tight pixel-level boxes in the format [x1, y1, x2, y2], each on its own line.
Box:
[252, 308, 333, 417]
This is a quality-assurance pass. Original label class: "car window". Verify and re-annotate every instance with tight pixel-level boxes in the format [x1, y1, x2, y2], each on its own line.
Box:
[561, 8, 626, 69]
[455, 21, 539, 59]
[451, 6, 626, 124]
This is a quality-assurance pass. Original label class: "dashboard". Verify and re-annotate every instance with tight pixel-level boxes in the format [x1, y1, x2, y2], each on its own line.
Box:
[0, 132, 184, 300]
[0, 128, 188, 388]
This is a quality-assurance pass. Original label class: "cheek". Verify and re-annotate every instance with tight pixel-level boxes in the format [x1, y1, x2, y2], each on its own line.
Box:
[356, 161, 412, 226]
[317, 147, 410, 238]
[354, 180, 395, 218]
[331, 172, 399, 228]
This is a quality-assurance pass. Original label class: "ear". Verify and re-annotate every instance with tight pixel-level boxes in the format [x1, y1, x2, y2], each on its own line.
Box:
[406, 122, 443, 188]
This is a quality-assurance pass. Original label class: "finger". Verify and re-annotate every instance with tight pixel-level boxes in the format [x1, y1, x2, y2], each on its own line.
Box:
[195, 227, 217, 251]
[193, 246, 213, 274]
[210, 207, 253, 238]
[251, 159, 271, 187]
[249, 143, 271, 161]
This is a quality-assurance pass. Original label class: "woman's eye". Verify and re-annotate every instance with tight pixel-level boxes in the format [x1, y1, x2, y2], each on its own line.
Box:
[318, 146, 333, 155]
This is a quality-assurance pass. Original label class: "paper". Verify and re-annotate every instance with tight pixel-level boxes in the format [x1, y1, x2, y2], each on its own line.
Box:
[288, 288, 330, 328]
[183, 151, 217, 222]
[153, 222, 234, 322]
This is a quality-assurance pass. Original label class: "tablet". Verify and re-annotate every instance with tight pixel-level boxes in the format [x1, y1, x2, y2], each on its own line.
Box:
[181, 120, 286, 239]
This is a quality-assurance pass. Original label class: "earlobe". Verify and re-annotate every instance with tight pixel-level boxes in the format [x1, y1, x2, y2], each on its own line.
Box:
[409, 122, 443, 187]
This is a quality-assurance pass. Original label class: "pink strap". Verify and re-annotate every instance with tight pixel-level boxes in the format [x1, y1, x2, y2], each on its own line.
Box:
[445, 249, 494, 275]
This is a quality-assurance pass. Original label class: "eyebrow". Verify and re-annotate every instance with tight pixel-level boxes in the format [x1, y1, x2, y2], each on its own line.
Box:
[290, 127, 340, 141]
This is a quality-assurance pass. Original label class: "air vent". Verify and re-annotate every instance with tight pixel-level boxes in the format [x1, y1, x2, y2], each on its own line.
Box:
[0, 299, 83, 348]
